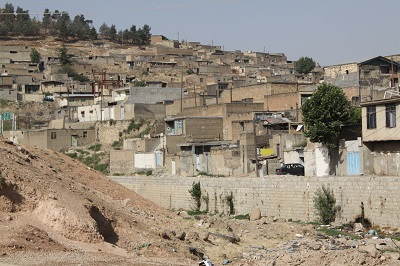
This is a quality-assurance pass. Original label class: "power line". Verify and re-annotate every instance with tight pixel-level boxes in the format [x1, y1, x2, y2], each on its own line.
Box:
[0, 0, 246, 15]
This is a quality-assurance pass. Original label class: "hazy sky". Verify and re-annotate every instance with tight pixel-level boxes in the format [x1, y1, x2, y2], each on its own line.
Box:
[6, 0, 400, 66]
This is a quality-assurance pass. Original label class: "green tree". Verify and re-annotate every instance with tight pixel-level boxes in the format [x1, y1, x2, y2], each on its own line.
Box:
[294, 56, 316, 74]
[189, 181, 202, 211]
[58, 45, 70, 65]
[109, 24, 117, 41]
[348, 107, 362, 124]
[99, 22, 110, 37]
[30, 48, 40, 63]
[313, 185, 338, 225]
[137, 24, 151, 46]
[301, 83, 353, 148]
[129, 25, 137, 44]
[70, 14, 90, 40]
[48, 10, 60, 36]
[88, 26, 97, 40]
[0, 3, 15, 37]
[42, 9, 51, 35]
[56, 12, 71, 40]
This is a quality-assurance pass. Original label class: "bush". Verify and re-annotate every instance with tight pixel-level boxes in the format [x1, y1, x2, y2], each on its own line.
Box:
[88, 144, 102, 151]
[145, 170, 152, 176]
[313, 185, 338, 225]
[232, 214, 250, 220]
[226, 192, 235, 215]
[111, 140, 123, 149]
[189, 181, 202, 211]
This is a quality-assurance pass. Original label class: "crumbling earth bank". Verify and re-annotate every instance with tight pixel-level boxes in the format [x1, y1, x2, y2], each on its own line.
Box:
[0, 137, 399, 265]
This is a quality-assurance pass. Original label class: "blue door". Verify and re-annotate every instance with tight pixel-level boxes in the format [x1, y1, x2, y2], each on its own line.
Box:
[348, 151, 360, 175]
[155, 152, 162, 167]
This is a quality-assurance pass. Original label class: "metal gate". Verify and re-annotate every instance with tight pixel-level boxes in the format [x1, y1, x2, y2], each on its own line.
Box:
[71, 135, 78, 147]
[348, 151, 360, 175]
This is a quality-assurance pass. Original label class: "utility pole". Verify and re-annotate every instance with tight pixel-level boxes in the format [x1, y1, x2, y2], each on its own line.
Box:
[193, 84, 197, 107]
[180, 73, 183, 113]
[253, 115, 259, 177]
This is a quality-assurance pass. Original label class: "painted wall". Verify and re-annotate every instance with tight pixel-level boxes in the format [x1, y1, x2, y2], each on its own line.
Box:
[135, 153, 157, 169]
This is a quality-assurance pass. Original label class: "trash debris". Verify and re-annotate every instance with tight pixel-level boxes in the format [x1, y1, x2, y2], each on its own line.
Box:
[222, 259, 232, 265]
[199, 259, 214, 266]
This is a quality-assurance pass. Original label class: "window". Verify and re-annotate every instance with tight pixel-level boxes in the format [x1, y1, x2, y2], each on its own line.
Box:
[386, 104, 396, 128]
[81, 111, 85, 117]
[83, 131, 88, 138]
[367, 106, 376, 129]
[381, 66, 390, 74]
[51, 132, 57, 139]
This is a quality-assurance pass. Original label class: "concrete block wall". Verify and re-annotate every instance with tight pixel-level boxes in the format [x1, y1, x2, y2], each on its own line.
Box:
[109, 175, 400, 228]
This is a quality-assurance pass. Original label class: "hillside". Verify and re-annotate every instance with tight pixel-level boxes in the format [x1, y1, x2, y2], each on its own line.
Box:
[0, 137, 399, 265]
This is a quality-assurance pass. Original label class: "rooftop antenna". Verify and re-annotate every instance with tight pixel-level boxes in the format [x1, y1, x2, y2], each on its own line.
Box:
[177, 31, 179, 42]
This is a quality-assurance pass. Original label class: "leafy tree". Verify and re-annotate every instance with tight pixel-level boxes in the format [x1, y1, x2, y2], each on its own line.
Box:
[58, 45, 88, 82]
[70, 14, 90, 40]
[56, 12, 71, 40]
[42, 9, 51, 35]
[99, 22, 110, 37]
[189, 181, 202, 211]
[137, 24, 151, 46]
[295, 56, 316, 74]
[313, 185, 338, 225]
[88, 26, 97, 40]
[48, 10, 60, 36]
[0, 3, 15, 36]
[129, 25, 137, 44]
[301, 83, 353, 148]
[348, 107, 362, 125]
[120, 29, 130, 44]
[30, 48, 41, 63]
[132, 80, 146, 87]
[58, 45, 70, 65]
[14, 6, 38, 36]
[109, 24, 117, 41]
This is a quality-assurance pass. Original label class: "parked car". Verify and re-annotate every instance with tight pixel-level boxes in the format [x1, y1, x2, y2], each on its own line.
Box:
[276, 163, 305, 176]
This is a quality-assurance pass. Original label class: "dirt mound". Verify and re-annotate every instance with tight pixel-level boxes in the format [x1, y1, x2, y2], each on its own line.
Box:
[0, 136, 399, 265]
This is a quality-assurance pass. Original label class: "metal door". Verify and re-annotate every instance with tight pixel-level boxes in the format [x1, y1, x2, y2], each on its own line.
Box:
[155, 152, 162, 167]
[71, 135, 78, 147]
[348, 151, 360, 175]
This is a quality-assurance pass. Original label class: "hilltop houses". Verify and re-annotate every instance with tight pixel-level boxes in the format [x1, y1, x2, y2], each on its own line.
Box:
[2, 39, 400, 178]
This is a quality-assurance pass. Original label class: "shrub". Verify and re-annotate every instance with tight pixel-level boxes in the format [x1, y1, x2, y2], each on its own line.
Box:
[145, 170, 152, 176]
[189, 181, 202, 211]
[111, 140, 123, 149]
[127, 118, 144, 132]
[88, 144, 102, 151]
[232, 214, 250, 220]
[226, 192, 235, 215]
[313, 185, 338, 225]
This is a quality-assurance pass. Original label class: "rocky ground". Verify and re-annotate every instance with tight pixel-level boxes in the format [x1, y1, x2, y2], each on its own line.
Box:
[0, 137, 400, 266]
